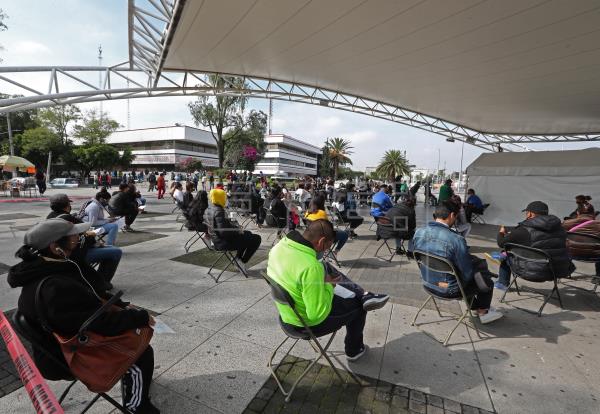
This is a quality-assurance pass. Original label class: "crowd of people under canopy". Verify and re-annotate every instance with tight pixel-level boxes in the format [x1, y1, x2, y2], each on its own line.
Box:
[5, 170, 599, 413]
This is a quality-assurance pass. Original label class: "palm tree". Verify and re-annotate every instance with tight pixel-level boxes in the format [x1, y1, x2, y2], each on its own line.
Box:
[376, 150, 411, 181]
[326, 137, 353, 180]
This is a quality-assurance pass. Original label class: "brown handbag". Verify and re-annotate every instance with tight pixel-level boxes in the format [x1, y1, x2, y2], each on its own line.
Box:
[35, 277, 153, 393]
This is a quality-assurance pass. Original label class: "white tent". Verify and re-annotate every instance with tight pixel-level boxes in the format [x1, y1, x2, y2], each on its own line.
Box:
[465, 148, 600, 226]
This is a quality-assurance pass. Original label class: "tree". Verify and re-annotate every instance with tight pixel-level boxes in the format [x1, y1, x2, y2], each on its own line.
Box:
[18, 127, 64, 168]
[223, 110, 267, 170]
[73, 144, 134, 178]
[73, 109, 120, 145]
[177, 156, 204, 173]
[326, 137, 354, 180]
[0, 9, 7, 63]
[0, 94, 39, 154]
[188, 74, 250, 167]
[375, 150, 411, 181]
[319, 143, 332, 177]
[37, 105, 81, 144]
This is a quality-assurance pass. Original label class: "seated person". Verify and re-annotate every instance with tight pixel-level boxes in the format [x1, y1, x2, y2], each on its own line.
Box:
[172, 182, 184, 204]
[47, 194, 122, 290]
[83, 191, 119, 246]
[7, 219, 158, 414]
[109, 183, 140, 232]
[464, 189, 484, 223]
[495, 201, 574, 291]
[450, 195, 471, 238]
[306, 194, 349, 257]
[563, 211, 600, 280]
[566, 195, 595, 220]
[370, 185, 394, 220]
[410, 201, 503, 324]
[376, 194, 416, 254]
[267, 220, 389, 361]
[206, 188, 262, 271]
[267, 186, 288, 232]
[184, 190, 209, 233]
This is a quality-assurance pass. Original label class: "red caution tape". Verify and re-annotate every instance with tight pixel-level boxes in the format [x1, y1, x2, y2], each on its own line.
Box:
[0, 311, 64, 414]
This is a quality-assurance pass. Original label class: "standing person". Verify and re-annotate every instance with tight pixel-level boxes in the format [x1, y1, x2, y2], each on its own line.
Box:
[209, 172, 215, 190]
[201, 173, 207, 191]
[192, 173, 199, 191]
[106, 172, 112, 189]
[438, 179, 454, 203]
[156, 173, 166, 199]
[148, 171, 156, 192]
[34, 170, 46, 195]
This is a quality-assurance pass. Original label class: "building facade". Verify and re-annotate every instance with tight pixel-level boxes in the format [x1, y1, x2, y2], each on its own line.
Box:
[106, 125, 219, 171]
[254, 134, 321, 177]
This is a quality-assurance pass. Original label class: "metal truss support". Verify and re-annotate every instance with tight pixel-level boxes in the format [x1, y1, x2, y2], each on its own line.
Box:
[2, 65, 600, 152]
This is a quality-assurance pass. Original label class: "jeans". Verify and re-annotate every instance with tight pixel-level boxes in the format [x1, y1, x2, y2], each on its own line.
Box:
[85, 246, 123, 282]
[304, 276, 366, 357]
[225, 231, 262, 263]
[334, 230, 349, 252]
[498, 258, 511, 286]
[97, 222, 119, 246]
[424, 277, 493, 310]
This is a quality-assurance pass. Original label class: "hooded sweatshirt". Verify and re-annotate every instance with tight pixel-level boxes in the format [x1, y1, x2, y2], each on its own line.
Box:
[7, 255, 149, 378]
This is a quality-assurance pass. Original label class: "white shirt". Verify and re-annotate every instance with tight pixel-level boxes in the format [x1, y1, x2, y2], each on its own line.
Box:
[173, 189, 184, 203]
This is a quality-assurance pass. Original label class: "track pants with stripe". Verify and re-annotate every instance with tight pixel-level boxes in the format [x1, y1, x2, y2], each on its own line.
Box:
[121, 345, 154, 411]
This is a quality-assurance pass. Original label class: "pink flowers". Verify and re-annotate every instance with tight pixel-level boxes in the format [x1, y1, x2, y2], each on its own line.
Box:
[242, 145, 258, 161]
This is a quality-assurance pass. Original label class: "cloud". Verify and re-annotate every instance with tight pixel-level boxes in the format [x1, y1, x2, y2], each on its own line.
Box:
[11, 40, 51, 55]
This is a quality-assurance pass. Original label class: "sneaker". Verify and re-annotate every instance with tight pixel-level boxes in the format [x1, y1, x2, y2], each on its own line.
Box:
[479, 309, 503, 324]
[134, 400, 160, 414]
[346, 344, 369, 362]
[494, 282, 508, 291]
[362, 293, 390, 312]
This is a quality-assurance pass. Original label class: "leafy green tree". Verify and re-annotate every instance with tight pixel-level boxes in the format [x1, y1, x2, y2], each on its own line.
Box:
[319, 143, 332, 177]
[73, 144, 133, 178]
[18, 126, 64, 168]
[375, 150, 411, 181]
[37, 105, 81, 144]
[0, 94, 39, 154]
[0, 9, 7, 62]
[223, 110, 267, 170]
[326, 137, 353, 180]
[73, 109, 120, 145]
[188, 74, 250, 167]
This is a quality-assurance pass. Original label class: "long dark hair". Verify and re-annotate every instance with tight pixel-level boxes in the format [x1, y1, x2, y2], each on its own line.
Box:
[308, 194, 326, 214]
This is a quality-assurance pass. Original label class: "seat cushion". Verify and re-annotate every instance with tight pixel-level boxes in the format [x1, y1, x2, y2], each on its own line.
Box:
[279, 317, 311, 340]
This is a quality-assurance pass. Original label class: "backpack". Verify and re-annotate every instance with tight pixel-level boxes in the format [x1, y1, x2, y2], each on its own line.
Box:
[76, 200, 94, 220]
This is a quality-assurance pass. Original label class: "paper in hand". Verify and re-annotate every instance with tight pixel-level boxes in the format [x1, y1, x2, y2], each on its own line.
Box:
[152, 318, 175, 334]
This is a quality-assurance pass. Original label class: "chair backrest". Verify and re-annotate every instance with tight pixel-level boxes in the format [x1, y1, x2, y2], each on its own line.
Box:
[412, 249, 469, 297]
[261, 272, 296, 308]
[482, 203, 490, 211]
[504, 243, 551, 262]
[504, 243, 555, 281]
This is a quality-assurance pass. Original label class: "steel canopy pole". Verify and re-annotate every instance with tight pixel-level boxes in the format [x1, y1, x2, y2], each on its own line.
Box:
[6, 114, 14, 156]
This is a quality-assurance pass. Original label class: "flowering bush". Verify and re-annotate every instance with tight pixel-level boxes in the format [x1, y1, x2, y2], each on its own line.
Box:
[242, 145, 258, 161]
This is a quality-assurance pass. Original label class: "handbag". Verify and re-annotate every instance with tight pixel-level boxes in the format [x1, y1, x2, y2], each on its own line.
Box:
[35, 276, 153, 393]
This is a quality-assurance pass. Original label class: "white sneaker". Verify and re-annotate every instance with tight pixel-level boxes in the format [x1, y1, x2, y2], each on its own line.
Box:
[479, 308, 503, 324]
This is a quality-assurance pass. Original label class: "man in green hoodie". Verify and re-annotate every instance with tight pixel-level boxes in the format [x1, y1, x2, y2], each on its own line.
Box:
[267, 219, 389, 361]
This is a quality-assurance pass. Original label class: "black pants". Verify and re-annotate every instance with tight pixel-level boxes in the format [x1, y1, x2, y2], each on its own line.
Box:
[37, 181, 46, 195]
[465, 206, 484, 222]
[226, 231, 262, 263]
[306, 274, 367, 357]
[343, 212, 364, 230]
[122, 345, 154, 411]
[125, 208, 138, 226]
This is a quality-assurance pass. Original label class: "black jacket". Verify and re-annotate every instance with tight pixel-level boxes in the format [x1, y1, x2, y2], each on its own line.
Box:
[205, 204, 239, 249]
[498, 215, 574, 281]
[7, 256, 148, 379]
[109, 191, 137, 216]
[268, 198, 287, 228]
[185, 196, 208, 232]
[376, 203, 416, 240]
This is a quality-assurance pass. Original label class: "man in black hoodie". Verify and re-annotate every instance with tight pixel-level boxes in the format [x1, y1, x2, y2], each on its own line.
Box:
[8, 219, 159, 413]
[495, 201, 574, 291]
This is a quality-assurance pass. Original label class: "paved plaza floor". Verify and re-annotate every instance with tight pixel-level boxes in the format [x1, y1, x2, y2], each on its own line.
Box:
[0, 187, 599, 413]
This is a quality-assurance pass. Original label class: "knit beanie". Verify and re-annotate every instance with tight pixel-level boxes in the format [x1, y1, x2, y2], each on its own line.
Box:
[209, 188, 227, 207]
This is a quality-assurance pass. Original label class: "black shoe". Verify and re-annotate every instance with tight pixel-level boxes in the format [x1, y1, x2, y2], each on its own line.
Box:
[134, 400, 160, 414]
[362, 293, 389, 312]
[395, 247, 405, 255]
[346, 344, 369, 362]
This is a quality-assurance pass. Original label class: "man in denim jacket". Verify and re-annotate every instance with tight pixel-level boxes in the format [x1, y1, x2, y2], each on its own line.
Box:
[410, 201, 503, 324]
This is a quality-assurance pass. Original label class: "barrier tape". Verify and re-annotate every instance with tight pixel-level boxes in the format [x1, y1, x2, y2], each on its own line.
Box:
[0, 311, 64, 414]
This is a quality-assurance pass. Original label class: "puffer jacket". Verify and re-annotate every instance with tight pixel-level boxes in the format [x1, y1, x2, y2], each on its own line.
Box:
[565, 219, 600, 259]
[510, 215, 574, 281]
[205, 204, 239, 250]
[376, 203, 416, 240]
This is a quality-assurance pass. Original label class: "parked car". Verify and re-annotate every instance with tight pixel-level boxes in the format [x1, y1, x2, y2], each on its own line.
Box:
[49, 178, 79, 188]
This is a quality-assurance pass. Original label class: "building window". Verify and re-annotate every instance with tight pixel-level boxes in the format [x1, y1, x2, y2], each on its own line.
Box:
[112, 140, 217, 154]
[266, 143, 317, 158]
[259, 157, 316, 169]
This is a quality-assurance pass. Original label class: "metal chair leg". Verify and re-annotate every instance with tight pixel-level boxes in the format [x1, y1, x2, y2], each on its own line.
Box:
[431, 296, 443, 318]
[101, 393, 133, 414]
[411, 296, 432, 326]
[80, 393, 102, 414]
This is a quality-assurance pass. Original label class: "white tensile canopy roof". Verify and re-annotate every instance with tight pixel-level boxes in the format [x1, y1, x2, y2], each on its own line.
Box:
[161, 0, 600, 136]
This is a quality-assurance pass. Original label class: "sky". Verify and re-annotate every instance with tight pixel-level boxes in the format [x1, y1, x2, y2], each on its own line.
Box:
[1, 0, 598, 173]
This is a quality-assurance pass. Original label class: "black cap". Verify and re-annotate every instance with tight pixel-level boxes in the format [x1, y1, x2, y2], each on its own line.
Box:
[48, 193, 72, 205]
[522, 201, 548, 215]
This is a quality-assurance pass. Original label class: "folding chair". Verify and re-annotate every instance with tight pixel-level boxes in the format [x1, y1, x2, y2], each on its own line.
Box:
[374, 216, 408, 262]
[204, 220, 248, 283]
[411, 250, 482, 346]
[564, 232, 600, 293]
[263, 207, 288, 246]
[11, 310, 133, 413]
[327, 206, 350, 233]
[261, 272, 362, 402]
[499, 243, 563, 316]
[471, 204, 490, 224]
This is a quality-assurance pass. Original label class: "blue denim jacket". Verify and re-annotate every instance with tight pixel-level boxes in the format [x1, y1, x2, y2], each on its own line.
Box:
[409, 221, 473, 295]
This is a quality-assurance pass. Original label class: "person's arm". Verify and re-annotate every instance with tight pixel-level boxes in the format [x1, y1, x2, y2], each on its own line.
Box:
[454, 237, 474, 284]
[87, 204, 107, 226]
[497, 226, 530, 248]
[300, 262, 334, 323]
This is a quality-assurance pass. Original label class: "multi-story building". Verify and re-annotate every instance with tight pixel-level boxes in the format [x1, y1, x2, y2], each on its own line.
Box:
[106, 125, 219, 171]
[254, 134, 321, 177]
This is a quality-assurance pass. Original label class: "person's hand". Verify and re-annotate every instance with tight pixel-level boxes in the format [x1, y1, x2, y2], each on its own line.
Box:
[499, 226, 506, 235]
[85, 230, 96, 237]
[325, 274, 343, 285]
[148, 315, 156, 327]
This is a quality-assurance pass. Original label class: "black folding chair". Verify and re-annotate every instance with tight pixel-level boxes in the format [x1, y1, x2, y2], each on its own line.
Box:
[204, 220, 247, 283]
[374, 216, 409, 262]
[471, 204, 490, 224]
[327, 205, 350, 233]
[564, 232, 600, 293]
[263, 207, 288, 246]
[11, 310, 132, 413]
[499, 243, 563, 316]
[411, 250, 482, 346]
[261, 273, 362, 403]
